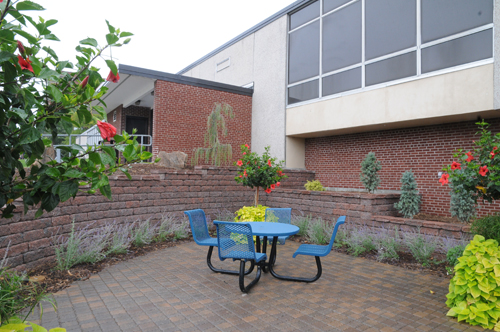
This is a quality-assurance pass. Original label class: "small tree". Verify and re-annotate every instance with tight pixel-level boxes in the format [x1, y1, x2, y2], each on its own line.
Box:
[394, 170, 421, 218]
[360, 152, 381, 193]
[450, 181, 476, 223]
[192, 103, 234, 166]
[234, 145, 287, 206]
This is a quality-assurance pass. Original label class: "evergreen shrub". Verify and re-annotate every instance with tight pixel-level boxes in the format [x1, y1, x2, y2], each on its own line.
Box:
[360, 152, 381, 193]
[394, 170, 421, 218]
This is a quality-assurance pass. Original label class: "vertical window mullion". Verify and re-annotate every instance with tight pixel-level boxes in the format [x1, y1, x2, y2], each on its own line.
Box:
[361, 0, 365, 88]
[319, 0, 323, 98]
[416, 0, 421, 76]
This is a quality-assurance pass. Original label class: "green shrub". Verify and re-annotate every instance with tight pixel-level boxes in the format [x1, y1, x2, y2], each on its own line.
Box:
[394, 170, 421, 218]
[1, 317, 65, 331]
[471, 214, 500, 244]
[307, 217, 330, 245]
[446, 235, 500, 330]
[373, 227, 400, 261]
[234, 205, 269, 222]
[447, 244, 466, 267]
[402, 229, 437, 266]
[333, 225, 350, 249]
[450, 182, 476, 223]
[131, 219, 157, 247]
[291, 212, 312, 237]
[360, 152, 382, 193]
[344, 225, 375, 256]
[304, 180, 326, 191]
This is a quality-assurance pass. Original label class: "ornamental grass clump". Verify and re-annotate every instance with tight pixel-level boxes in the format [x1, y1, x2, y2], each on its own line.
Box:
[372, 226, 401, 261]
[344, 225, 375, 256]
[107, 223, 133, 255]
[401, 228, 438, 266]
[307, 217, 330, 245]
[131, 219, 158, 247]
[360, 152, 382, 193]
[394, 170, 421, 218]
[291, 211, 312, 237]
[446, 235, 500, 330]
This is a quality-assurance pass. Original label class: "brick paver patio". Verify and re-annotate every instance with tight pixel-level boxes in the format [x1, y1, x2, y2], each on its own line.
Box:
[28, 241, 484, 331]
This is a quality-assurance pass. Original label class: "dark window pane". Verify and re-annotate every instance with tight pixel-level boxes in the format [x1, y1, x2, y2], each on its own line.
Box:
[366, 51, 416, 86]
[290, 1, 320, 30]
[288, 80, 319, 104]
[422, 0, 493, 43]
[422, 29, 492, 74]
[322, 1, 361, 73]
[322, 67, 361, 96]
[289, 21, 320, 84]
[323, 0, 352, 13]
[365, 0, 416, 60]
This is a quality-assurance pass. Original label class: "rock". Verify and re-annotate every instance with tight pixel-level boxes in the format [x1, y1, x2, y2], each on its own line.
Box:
[157, 151, 188, 169]
[41, 145, 56, 163]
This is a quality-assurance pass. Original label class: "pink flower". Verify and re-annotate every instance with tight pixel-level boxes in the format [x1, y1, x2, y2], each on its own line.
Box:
[466, 152, 474, 162]
[439, 173, 449, 186]
[265, 188, 272, 194]
[450, 162, 461, 170]
[97, 121, 117, 141]
[479, 166, 488, 177]
[237, 160, 243, 166]
[243, 152, 246, 155]
[17, 55, 33, 73]
[270, 184, 275, 190]
[106, 70, 120, 83]
[239, 175, 243, 178]
[245, 144, 250, 149]
[276, 182, 280, 187]
[267, 159, 272, 167]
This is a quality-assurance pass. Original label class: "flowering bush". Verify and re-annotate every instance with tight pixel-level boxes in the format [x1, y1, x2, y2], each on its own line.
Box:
[234, 145, 287, 206]
[441, 121, 500, 204]
[0, 1, 150, 219]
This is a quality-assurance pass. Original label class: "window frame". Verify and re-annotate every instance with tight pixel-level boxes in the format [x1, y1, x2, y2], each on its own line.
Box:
[286, 0, 494, 108]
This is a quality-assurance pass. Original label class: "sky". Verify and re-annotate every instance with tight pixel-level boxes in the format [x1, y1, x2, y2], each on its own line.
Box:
[40, 0, 297, 76]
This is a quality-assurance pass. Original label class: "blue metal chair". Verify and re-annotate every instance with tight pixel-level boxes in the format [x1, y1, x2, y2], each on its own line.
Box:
[184, 209, 254, 275]
[269, 216, 346, 283]
[214, 221, 267, 293]
[262, 208, 292, 245]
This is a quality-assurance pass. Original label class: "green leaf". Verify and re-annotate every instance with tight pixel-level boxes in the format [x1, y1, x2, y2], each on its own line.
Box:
[38, 67, 59, 79]
[0, 51, 15, 63]
[102, 146, 116, 158]
[42, 46, 59, 61]
[105, 20, 115, 33]
[122, 145, 137, 161]
[59, 118, 73, 135]
[44, 33, 60, 41]
[99, 184, 112, 199]
[89, 152, 101, 165]
[63, 169, 85, 178]
[47, 85, 63, 103]
[49, 329, 66, 332]
[19, 126, 41, 144]
[46, 168, 61, 178]
[120, 31, 134, 37]
[106, 33, 119, 45]
[123, 38, 131, 45]
[100, 151, 115, 167]
[10, 107, 28, 119]
[16, 1, 45, 10]
[105, 59, 117, 75]
[30, 322, 48, 332]
[140, 151, 153, 160]
[79, 37, 98, 47]
[57, 180, 79, 202]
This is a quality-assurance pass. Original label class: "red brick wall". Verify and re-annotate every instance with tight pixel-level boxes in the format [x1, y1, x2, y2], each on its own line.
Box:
[153, 80, 252, 164]
[107, 105, 122, 132]
[305, 119, 500, 217]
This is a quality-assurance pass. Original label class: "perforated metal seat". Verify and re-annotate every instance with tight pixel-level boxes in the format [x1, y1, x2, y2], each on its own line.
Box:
[184, 209, 254, 275]
[215, 221, 266, 293]
[269, 216, 346, 283]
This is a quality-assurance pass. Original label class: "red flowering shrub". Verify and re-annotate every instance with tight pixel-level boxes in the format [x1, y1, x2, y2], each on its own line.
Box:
[442, 121, 500, 203]
[234, 145, 287, 206]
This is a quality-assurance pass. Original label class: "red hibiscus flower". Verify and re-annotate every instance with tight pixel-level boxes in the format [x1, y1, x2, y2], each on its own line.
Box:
[80, 75, 89, 89]
[277, 170, 283, 176]
[17, 55, 34, 73]
[239, 175, 243, 178]
[97, 121, 117, 141]
[439, 173, 449, 186]
[245, 144, 250, 149]
[267, 159, 272, 167]
[276, 182, 280, 187]
[270, 184, 275, 190]
[243, 152, 246, 155]
[237, 160, 243, 166]
[451, 162, 461, 170]
[265, 188, 272, 194]
[106, 70, 120, 83]
[479, 166, 489, 177]
[466, 152, 474, 162]
[243, 170, 248, 177]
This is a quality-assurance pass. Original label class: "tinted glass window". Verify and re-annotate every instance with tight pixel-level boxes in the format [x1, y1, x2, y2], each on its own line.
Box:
[322, 1, 362, 73]
[422, 29, 492, 74]
[421, 0, 493, 43]
[322, 67, 361, 96]
[288, 80, 319, 104]
[290, 1, 320, 30]
[366, 51, 416, 86]
[289, 21, 320, 84]
[365, 0, 416, 60]
[323, 0, 352, 13]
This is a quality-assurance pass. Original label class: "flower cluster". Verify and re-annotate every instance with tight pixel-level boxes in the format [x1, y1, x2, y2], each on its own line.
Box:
[234, 145, 287, 196]
[441, 121, 500, 203]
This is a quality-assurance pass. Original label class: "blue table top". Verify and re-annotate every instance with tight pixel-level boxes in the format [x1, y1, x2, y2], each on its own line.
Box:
[247, 222, 299, 237]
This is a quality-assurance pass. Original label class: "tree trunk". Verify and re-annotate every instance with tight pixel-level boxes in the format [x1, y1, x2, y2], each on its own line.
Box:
[254, 187, 259, 207]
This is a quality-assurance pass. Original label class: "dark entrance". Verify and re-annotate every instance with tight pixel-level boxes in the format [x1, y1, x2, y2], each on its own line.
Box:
[126, 116, 150, 145]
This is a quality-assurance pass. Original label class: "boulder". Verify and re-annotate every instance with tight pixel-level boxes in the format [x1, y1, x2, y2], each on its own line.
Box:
[157, 151, 188, 169]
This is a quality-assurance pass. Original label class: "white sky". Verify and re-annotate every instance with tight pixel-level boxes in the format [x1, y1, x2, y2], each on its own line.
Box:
[40, 0, 297, 76]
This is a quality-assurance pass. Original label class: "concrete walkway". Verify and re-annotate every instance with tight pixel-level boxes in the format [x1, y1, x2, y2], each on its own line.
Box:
[29, 241, 484, 331]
